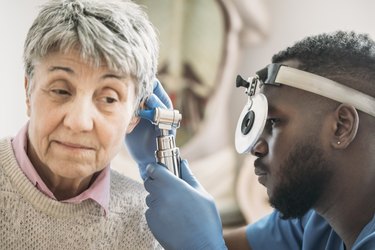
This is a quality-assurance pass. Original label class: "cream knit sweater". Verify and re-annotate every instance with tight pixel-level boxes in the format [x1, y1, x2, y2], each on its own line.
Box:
[0, 138, 162, 250]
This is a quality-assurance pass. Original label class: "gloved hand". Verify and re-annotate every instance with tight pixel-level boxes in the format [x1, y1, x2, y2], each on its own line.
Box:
[125, 79, 173, 180]
[144, 160, 227, 250]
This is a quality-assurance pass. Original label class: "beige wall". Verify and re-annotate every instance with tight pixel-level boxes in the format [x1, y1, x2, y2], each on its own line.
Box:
[230, 0, 375, 126]
[2, 0, 375, 138]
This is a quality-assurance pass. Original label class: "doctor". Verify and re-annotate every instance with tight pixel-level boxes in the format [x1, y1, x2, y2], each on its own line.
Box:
[127, 31, 375, 250]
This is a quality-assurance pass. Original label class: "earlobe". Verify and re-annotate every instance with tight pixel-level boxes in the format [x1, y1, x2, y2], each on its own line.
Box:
[126, 116, 140, 134]
[331, 104, 359, 149]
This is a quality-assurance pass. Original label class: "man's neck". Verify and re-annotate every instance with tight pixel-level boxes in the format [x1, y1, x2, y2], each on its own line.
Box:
[316, 166, 375, 249]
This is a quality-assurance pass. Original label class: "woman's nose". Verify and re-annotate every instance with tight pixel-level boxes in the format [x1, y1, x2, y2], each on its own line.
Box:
[63, 98, 94, 132]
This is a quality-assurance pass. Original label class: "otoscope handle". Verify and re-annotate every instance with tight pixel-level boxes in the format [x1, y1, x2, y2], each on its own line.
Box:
[155, 131, 181, 178]
[151, 107, 182, 178]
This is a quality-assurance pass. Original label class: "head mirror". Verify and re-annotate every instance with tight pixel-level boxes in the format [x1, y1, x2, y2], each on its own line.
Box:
[235, 63, 375, 154]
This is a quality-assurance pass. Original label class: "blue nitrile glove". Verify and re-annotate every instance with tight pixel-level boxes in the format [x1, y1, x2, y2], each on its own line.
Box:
[144, 160, 227, 250]
[125, 79, 174, 180]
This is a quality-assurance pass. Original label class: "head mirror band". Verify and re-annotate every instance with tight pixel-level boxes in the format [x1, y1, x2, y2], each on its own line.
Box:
[274, 65, 375, 117]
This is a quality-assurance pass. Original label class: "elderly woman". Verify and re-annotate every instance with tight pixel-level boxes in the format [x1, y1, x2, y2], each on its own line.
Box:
[0, 0, 165, 249]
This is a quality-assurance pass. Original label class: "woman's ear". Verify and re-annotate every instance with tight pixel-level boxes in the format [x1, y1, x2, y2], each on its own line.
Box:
[331, 104, 359, 149]
[24, 77, 31, 117]
[126, 99, 147, 133]
[126, 115, 140, 133]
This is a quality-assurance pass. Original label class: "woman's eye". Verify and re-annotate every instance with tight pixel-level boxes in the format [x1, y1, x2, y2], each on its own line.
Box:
[51, 89, 70, 96]
[100, 96, 118, 104]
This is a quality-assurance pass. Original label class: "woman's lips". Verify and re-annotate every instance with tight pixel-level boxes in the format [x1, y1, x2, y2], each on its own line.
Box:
[54, 140, 95, 150]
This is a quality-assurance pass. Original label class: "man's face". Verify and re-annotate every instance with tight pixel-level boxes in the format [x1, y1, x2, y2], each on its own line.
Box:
[26, 50, 139, 183]
[251, 62, 333, 219]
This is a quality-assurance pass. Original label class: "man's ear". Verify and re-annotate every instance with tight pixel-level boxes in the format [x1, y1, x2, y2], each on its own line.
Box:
[331, 104, 359, 149]
[24, 77, 31, 117]
[126, 115, 140, 134]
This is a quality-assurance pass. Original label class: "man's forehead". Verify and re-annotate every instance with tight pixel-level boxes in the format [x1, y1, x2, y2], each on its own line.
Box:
[260, 81, 312, 112]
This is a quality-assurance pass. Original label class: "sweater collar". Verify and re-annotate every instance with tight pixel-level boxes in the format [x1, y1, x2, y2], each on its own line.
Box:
[11, 123, 110, 214]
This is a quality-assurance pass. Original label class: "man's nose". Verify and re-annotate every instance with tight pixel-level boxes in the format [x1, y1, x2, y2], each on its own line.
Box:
[63, 97, 95, 132]
[250, 138, 268, 157]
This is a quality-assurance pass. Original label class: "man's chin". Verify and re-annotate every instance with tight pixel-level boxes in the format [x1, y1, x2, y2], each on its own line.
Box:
[269, 193, 313, 220]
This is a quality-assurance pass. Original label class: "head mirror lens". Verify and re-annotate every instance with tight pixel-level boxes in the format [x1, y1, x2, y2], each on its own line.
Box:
[241, 110, 255, 135]
[235, 94, 268, 154]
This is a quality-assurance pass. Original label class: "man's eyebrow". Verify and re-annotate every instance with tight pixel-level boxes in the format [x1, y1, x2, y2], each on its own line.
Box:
[48, 66, 75, 74]
[267, 101, 280, 115]
[268, 105, 277, 114]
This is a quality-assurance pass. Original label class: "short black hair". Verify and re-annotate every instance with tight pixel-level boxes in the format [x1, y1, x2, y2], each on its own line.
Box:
[272, 31, 375, 97]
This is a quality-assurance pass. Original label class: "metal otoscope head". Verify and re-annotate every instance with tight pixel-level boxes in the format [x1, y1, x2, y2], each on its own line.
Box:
[152, 107, 182, 131]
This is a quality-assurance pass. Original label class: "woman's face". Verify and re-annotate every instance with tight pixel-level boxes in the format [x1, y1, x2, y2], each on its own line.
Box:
[26, 50, 139, 183]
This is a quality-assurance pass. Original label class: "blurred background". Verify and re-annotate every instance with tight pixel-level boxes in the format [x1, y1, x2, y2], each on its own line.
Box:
[1, 0, 374, 228]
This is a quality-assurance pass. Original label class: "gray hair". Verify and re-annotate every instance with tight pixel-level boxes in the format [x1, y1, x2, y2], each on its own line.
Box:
[24, 0, 159, 108]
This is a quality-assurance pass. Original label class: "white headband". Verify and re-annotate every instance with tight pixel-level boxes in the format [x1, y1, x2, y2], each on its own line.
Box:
[275, 66, 375, 117]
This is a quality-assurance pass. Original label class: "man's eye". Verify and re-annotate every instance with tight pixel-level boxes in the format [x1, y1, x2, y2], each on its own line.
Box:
[268, 118, 280, 126]
[266, 118, 281, 131]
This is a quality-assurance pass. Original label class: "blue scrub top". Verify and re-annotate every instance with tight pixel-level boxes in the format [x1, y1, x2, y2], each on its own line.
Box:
[246, 210, 375, 250]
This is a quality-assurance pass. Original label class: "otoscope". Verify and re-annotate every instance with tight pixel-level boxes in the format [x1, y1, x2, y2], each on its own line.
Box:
[150, 107, 182, 178]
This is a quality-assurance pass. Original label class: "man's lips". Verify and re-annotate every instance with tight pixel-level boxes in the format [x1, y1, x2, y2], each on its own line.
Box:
[254, 159, 268, 186]
[254, 158, 268, 176]
[254, 167, 267, 176]
[253, 157, 269, 186]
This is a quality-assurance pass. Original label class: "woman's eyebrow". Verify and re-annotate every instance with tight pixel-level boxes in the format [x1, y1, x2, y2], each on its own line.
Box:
[100, 74, 132, 87]
[48, 66, 75, 74]
[47, 66, 129, 86]
[101, 73, 126, 80]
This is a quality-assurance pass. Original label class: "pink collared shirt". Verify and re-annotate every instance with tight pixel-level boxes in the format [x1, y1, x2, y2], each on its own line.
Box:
[11, 123, 110, 214]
